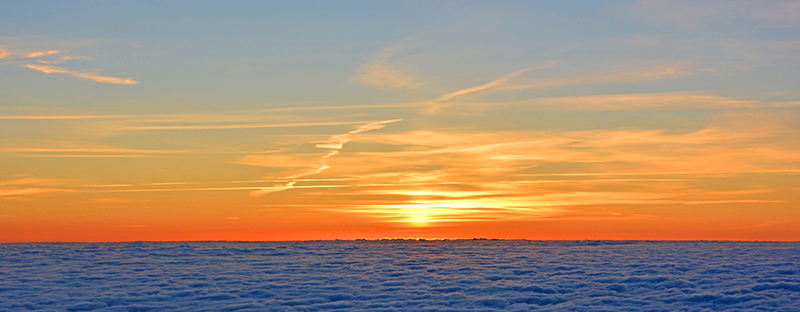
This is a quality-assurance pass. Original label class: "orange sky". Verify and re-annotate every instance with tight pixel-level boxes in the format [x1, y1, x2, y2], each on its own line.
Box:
[2, 1, 800, 242]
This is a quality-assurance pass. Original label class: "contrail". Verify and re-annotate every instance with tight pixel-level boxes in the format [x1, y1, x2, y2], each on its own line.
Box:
[250, 119, 402, 196]
[425, 61, 557, 113]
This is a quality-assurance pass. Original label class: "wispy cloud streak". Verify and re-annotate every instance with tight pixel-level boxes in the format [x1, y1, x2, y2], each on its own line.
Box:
[511, 91, 751, 111]
[353, 37, 421, 89]
[0, 188, 75, 197]
[25, 64, 138, 85]
[0, 41, 138, 85]
[495, 62, 693, 91]
[0, 115, 130, 120]
[433, 63, 558, 103]
[98, 184, 347, 193]
[249, 119, 402, 196]
[125, 120, 367, 130]
[425, 62, 557, 113]
[24, 50, 62, 58]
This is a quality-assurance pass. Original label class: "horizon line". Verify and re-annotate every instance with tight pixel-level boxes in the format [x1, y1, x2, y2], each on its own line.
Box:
[3, 238, 799, 244]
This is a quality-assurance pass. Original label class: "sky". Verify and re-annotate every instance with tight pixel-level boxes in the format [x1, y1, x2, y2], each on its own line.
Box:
[1, 0, 799, 242]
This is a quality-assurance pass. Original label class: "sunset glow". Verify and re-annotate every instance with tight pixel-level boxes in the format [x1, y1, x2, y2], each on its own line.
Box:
[1, 1, 799, 242]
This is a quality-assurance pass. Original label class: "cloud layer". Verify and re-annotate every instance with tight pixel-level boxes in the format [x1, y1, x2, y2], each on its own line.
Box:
[1, 241, 799, 310]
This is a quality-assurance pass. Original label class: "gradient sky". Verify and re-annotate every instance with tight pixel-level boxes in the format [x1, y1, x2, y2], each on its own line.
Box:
[2, 1, 800, 242]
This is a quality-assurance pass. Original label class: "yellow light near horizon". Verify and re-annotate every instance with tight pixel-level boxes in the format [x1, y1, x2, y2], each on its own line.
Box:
[359, 201, 505, 226]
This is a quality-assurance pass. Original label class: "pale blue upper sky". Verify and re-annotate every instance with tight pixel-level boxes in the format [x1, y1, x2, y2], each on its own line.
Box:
[3, 0, 797, 113]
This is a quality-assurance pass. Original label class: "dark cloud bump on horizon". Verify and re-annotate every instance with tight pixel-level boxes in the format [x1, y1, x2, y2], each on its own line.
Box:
[1, 241, 799, 311]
